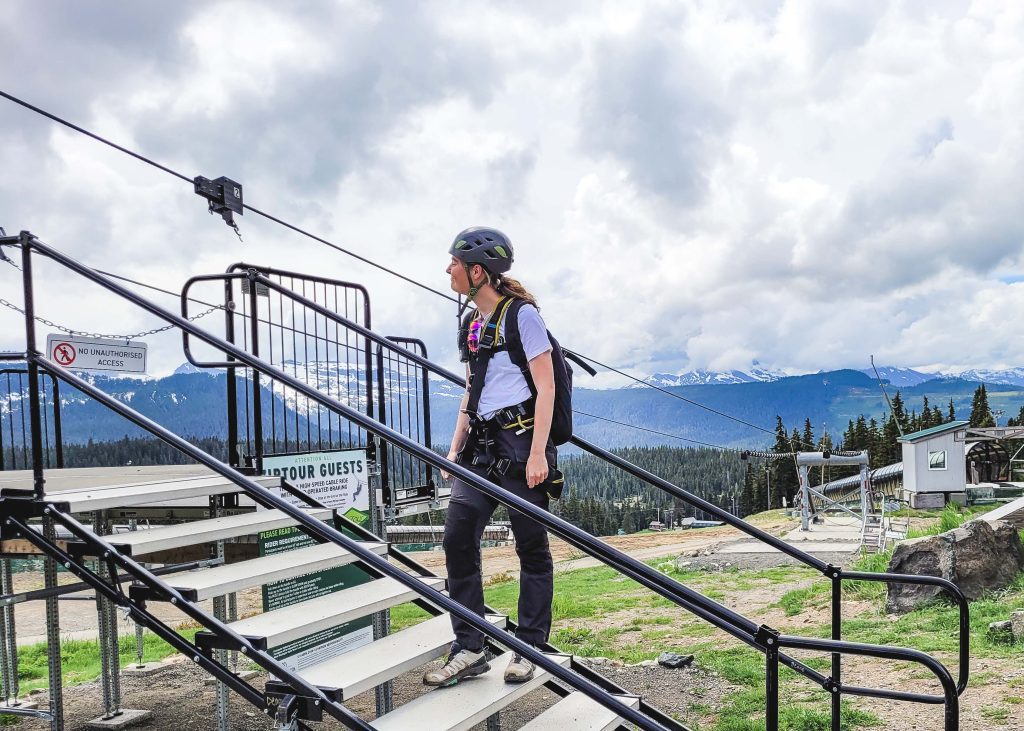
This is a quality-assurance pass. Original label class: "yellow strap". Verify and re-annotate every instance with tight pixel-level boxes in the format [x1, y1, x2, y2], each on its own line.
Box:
[502, 416, 535, 431]
[492, 296, 516, 342]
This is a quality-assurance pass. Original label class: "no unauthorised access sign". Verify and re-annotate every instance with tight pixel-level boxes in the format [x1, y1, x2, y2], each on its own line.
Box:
[45, 335, 148, 375]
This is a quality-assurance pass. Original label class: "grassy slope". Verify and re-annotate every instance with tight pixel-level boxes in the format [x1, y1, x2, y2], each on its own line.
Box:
[7, 507, 1022, 729]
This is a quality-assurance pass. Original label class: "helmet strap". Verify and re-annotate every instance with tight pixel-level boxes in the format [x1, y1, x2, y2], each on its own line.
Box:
[457, 262, 487, 317]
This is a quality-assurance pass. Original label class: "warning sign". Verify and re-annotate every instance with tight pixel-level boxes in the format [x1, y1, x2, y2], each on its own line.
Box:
[45, 335, 147, 375]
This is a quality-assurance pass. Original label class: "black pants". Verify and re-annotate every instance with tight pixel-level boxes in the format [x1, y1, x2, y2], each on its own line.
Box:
[443, 424, 555, 650]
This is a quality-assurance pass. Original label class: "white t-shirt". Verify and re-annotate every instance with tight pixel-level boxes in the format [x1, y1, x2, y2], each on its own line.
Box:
[476, 304, 552, 418]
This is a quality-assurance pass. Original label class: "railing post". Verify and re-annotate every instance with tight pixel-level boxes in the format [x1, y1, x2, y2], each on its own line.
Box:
[42, 515, 64, 731]
[224, 276, 240, 467]
[247, 269, 264, 472]
[831, 569, 842, 730]
[20, 233, 45, 498]
[757, 625, 780, 731]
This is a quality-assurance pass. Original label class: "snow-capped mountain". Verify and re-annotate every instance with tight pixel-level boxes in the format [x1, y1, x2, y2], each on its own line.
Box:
[858, 366, 937, 387]
[954, 368, 1024, 387]
[637, 363, 783, 388]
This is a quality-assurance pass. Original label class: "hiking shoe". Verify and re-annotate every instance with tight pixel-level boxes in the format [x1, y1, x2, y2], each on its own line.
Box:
[504, 652, 535, 683]
[423, 647, 489, 687]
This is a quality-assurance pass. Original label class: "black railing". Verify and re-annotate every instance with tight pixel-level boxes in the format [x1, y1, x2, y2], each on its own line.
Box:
[0, 367, 63, 472]
[180, 264, 374, 471]
[233, 264, 970, 725]
[0, 231, 967, 730]
[375, 336, 438, 514]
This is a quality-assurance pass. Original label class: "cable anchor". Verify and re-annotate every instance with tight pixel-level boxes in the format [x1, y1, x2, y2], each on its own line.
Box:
[193, 176, 244, 242]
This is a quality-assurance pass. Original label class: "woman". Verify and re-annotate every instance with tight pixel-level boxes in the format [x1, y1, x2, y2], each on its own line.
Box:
[423, 226, 557, 687]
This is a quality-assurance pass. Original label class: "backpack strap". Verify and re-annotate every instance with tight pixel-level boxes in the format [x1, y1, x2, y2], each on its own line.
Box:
[464, 297, 516, 419]
[501, 298, 536, 396]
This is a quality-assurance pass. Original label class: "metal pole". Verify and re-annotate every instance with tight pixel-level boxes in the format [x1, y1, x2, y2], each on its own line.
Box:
[93, 511, 120, 719]
[247, 272, 264, 473]
[831, 575, 842, 730]
[0, 559, 18, 705]
[212, 494, 231, 731]
[224, 277, 240, 468]
[42, 516, 64, 731]
[369, 454, 393, 716]
[765, 643, 779, 731]
[799, 465, 810, 531]
[20, 234, 45, 498]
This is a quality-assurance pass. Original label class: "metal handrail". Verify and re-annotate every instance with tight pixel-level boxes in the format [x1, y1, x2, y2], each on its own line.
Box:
[8, 234, 965, 729]
[17, 236, 681, 731]
[230, 267, 971, 695]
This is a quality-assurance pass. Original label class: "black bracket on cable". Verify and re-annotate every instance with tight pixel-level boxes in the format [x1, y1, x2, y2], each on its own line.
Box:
[193, 175, 244, 242]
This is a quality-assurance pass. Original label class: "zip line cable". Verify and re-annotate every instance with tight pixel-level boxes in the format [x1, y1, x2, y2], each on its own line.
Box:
[0, 90, 458, 305]
[0, 88, 818, 449]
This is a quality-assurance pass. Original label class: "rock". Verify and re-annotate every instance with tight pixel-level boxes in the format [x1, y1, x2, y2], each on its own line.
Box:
[886, 519, 1024, 613]
[636, 660, 658, 667]
[988, 620, 1014, 643]
[1012, 610, 1024, 642]
[657, 652, 695, 669]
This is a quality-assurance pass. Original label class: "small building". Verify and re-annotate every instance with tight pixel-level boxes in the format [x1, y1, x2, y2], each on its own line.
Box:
[898, 420, 968, 507]
[648, 521, 665, 531]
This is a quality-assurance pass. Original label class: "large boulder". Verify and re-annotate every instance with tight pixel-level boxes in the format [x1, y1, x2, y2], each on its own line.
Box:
[885, 519, 1024, 614]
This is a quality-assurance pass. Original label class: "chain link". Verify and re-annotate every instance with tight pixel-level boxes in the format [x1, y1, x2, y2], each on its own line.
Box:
[0, 254, 221, 339]
[0, 296, 219, 341]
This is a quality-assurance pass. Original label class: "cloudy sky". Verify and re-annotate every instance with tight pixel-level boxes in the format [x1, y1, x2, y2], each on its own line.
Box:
[2, 0, 1023, 383]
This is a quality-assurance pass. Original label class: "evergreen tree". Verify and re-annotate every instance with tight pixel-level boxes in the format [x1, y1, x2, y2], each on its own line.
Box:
[739, 463, 755, 517]
[948, 399, 956, 421]
[891, 391, 908, 431]
[802, 419, 815, 455]
[969, 384, 995, 427]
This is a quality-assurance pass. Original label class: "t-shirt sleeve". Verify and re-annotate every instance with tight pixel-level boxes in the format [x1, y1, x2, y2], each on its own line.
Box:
[516, 304, 553, 361]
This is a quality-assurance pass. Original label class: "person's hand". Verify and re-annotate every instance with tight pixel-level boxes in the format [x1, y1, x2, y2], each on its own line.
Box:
[526, 453, 548, 489]
[442, 450, 458, 481]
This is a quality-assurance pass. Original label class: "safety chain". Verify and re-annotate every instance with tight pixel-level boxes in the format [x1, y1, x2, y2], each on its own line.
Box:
[0, 296, 219, 341]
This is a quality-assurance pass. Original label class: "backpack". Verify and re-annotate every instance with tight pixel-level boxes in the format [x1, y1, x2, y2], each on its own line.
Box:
[459, 297, 595, 446]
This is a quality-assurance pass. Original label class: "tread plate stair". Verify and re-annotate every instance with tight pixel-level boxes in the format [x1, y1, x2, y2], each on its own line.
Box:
[75, 507, 334, 556]
[200, 575, 446, 651]
[44, 474, 281, 512]
[372, 651, 571, 731]
[519, 690, 640, 731]
[279, 613, 507, 702]
[129, 541, 387, 601]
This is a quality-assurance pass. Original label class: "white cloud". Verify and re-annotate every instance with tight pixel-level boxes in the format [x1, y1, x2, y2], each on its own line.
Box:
[2, 0, 1024, 383]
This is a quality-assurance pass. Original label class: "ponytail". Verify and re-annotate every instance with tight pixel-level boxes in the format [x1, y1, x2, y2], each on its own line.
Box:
[495, 274, 538, 308]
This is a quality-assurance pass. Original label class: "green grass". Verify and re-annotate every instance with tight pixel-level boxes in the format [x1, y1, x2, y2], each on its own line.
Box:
[9, 628, 198, 697]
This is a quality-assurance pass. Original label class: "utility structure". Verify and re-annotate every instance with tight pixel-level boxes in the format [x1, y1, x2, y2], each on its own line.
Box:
[796, 450, 900, 552]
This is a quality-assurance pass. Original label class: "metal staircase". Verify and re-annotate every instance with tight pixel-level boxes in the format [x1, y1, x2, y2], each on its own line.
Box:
[0, 231, 971, 730]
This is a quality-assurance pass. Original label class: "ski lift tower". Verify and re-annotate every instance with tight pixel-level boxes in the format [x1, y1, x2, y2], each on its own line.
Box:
[796, 451, 871, 532]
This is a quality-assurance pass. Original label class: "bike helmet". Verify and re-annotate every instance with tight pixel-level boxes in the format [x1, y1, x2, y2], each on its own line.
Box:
[448, 226, 514, 275]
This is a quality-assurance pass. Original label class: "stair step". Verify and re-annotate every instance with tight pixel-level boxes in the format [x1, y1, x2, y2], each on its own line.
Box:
[290, 613, 506, 701]
[81, 507, 333, 557]
[519, 691, 640, 731]
[372, 650, 571, 731]
[200, 575, 446, 651]
[50, 475, 281, 512]
[129, 541, 387, 602]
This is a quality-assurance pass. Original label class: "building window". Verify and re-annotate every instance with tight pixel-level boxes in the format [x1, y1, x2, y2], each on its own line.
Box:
[954, 430, 966, 442]
[928, 450, 947, 470]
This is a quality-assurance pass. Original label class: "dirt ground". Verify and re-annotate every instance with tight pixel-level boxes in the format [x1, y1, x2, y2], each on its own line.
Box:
[7, 515, 1019, 730]
[11, 518, 795, 646]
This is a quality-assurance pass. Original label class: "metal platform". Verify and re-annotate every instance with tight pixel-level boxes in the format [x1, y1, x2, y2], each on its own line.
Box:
[519, 691, 639, 731]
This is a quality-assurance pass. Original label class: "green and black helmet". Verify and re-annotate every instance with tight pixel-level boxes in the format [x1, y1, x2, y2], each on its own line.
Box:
[449, 226, 514, 275]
